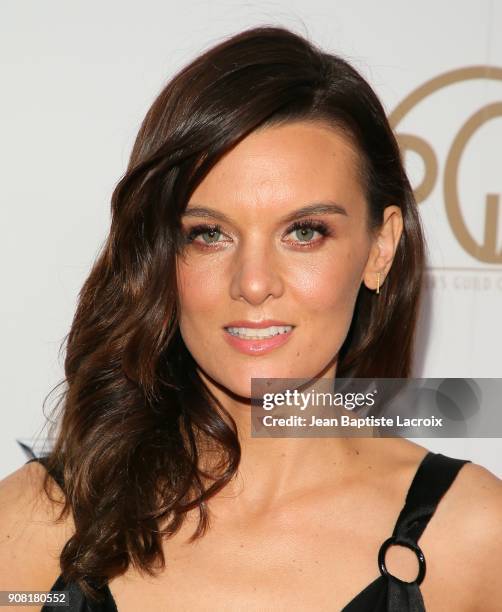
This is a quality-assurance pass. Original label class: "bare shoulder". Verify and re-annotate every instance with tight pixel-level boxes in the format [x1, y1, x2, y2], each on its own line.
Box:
[0, 461, 74, 592]
[446, 460, 502, 540]
[452, 459, 502, 512]
[430, 459, 502, 611]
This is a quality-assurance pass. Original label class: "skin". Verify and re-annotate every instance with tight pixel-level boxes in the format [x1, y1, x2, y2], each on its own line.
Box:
[177, 120, 402, 402]
[174, 119, 405, 504]
[1, 120, 501, 612]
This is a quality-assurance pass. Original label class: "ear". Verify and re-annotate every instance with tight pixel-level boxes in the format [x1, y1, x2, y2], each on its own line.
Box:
[362, 205, 404, 292]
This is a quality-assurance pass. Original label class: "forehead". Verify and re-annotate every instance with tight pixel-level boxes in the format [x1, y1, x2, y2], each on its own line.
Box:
[187, 120, 366, 217]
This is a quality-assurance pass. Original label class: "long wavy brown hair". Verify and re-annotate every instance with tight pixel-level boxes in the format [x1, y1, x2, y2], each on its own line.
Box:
[39, 25, 425, 599]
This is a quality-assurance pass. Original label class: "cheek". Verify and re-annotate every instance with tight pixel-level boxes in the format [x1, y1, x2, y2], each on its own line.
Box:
[177, 258, 224, 323]
[288, 249, 363, 319]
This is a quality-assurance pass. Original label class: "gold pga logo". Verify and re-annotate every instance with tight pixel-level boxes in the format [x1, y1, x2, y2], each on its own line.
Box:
[389, 66, 502, 264]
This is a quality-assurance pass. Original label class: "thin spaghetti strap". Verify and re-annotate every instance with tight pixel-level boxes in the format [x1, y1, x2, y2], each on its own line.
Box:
[26, 455, 65, 492]
[392, 451, 472, 543]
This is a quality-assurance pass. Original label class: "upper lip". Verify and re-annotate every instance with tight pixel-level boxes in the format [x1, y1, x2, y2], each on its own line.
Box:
[224, 319, 294, 329]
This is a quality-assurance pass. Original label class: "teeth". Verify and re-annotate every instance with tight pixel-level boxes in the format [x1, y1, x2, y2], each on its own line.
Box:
[226, 325, 293, 339]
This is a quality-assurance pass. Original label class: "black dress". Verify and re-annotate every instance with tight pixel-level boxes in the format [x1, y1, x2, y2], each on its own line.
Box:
[27, 450, 471, 611]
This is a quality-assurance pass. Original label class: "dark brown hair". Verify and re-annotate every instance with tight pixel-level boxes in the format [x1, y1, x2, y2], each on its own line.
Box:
[40, 25, 425, 599]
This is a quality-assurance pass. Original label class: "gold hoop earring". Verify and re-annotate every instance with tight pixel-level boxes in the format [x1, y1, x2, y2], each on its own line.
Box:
[376, 272, 380, 295]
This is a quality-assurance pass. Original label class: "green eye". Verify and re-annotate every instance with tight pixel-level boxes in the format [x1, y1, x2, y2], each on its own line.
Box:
[286, 220, 330, 245]
[294, 227, 315, 242]
[201, 229, 221, 243]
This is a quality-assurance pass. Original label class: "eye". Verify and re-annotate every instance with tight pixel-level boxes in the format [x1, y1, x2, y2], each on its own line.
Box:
[285, 220, 332, 245]
[184, 223, 228, 247]
[293, 226, 316, 242]
[199, 227, 222, 244]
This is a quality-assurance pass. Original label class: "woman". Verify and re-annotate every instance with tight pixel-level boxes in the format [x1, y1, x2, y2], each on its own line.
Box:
[1, 25, 501, 612]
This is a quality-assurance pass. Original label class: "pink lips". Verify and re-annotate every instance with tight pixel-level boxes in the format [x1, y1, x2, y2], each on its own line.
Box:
[222, 319, 295, 356]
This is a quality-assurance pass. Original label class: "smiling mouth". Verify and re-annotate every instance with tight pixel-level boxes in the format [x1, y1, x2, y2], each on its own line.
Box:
[224, 325, 294, 340]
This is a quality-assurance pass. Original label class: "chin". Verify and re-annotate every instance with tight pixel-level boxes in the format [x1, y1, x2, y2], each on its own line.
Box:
[204, 362, 331, 402]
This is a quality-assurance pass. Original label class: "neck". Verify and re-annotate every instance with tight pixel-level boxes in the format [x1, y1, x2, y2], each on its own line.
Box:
[194, 370, 378, 514]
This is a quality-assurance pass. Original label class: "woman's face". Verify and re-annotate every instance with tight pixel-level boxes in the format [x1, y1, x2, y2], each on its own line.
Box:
[176, 120, 378, 399]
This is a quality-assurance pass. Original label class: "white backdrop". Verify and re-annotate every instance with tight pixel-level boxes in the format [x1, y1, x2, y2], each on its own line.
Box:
[1, 0, 501, 479]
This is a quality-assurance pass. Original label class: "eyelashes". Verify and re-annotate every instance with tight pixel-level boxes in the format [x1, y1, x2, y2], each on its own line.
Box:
[184, 223, 225, 245]
[183, 218, 333, 249]
[287, 219, 332, 241]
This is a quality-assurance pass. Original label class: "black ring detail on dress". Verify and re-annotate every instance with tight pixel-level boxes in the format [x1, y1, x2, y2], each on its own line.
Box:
[378, 535, 426, 585]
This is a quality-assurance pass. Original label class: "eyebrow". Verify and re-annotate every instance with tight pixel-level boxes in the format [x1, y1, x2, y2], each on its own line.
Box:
[182, 201, 348, 224]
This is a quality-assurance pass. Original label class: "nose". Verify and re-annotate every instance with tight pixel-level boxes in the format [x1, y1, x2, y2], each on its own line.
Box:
[229, 241, 284, 305]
